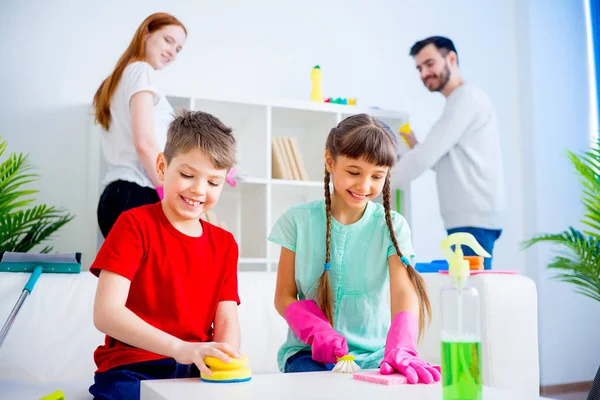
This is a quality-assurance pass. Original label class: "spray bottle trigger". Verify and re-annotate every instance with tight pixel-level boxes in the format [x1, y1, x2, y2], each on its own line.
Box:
[440, 232, 491, 278]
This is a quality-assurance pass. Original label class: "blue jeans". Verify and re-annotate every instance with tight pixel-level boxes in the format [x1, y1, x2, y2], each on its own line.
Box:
[284, 350, 335, 373]
[89, 358, 199, 400]
[446, 227, 502, 270]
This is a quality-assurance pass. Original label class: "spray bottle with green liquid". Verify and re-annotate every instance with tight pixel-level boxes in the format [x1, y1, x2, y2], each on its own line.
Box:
[440, 232, 491, 400]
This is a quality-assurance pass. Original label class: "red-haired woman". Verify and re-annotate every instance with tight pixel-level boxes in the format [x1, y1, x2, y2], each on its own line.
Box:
[93, 13, 186, 238]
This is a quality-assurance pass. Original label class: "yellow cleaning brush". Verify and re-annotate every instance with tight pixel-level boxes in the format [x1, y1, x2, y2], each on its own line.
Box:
[332, 355, 361, 373]
[38, 390, 64, 400]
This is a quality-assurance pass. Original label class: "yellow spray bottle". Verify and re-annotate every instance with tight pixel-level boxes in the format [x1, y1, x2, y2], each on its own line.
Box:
[310, 65, 323, 102]
[440, 232, 490, 400]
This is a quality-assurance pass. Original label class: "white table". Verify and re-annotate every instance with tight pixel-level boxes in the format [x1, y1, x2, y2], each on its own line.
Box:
[141, 371, 554, 400]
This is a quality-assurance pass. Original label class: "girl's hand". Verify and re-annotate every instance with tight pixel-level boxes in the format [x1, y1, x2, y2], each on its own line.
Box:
[284, 300, 348, 364]
[311, 332, 348, 364]
[171, 340, 240, 376]
[380, 347, 441, 384]
[380, 311, 441, 384]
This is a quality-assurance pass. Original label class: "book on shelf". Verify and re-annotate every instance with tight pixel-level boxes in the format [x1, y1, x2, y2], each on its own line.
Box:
[271, 136, 309, 180]
[200, 211, 228, 231]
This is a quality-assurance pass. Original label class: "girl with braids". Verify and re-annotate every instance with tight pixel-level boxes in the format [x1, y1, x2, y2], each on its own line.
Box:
[269, 114, 441, 384]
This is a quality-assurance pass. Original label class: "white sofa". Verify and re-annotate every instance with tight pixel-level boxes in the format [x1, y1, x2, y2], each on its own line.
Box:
[0, 271, 540, 399]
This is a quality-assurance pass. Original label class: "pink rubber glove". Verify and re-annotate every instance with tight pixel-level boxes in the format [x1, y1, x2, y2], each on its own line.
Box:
[225, 168, 238, 187]
[156, 186, 164, 200]
[380, 311, 441, 384]
[284, 300, 348, 364]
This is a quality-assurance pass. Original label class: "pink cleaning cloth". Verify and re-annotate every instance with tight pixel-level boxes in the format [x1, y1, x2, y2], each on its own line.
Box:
[353, 370, 407, 385]
[439, 270, 519, 275]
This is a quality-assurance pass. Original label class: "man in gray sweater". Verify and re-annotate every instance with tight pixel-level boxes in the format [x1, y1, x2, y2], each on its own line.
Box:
[395, 36, 505, 269]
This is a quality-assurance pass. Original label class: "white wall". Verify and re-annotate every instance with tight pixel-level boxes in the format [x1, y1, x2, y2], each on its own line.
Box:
[516, 0, 600, 386]
[0, 0, 597, 387]
[0, 0, 524, 272]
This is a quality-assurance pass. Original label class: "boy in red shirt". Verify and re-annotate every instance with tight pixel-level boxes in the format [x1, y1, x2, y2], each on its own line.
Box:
[89, 110, 241, 400]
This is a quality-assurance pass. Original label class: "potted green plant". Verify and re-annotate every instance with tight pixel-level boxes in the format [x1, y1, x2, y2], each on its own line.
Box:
[0, 136, 74, 253]
[522, 142, 600, 303]
[522, 141, 600, 400]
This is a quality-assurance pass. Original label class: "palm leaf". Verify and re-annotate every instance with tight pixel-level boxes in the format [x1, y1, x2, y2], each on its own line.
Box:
[0, 153, 39, 212]
[0, 136, 74, 253]
[0, 205, 74, 253]
[568, 145, 600, 236]
[523, 228, 600, 303]
[524, 139, 600, 307]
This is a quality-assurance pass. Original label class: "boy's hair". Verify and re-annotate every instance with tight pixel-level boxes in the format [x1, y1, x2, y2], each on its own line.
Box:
[409, 36, 459, 65]
[163, 109, 237, 170]
[318, 113, 432, 340]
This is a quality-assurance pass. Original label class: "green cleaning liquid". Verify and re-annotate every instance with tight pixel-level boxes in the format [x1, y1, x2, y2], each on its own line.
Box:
[441, 340, 482, 400]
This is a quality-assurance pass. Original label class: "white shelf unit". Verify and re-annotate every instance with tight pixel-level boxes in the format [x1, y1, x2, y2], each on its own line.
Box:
[167, 95, 411, 272]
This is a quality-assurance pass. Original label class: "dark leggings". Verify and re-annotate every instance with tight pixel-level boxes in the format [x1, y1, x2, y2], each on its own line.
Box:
[97, 180, 159, 238]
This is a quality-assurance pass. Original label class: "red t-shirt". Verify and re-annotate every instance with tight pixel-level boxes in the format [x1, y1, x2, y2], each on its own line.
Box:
[90, 203, 240, 373]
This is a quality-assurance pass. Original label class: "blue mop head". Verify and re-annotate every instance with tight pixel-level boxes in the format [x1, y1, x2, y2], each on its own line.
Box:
[0, 252, 82, 349]
[0, 252, 81, 273]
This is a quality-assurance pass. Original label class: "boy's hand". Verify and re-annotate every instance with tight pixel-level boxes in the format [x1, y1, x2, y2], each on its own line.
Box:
[171, 340, 240, 377]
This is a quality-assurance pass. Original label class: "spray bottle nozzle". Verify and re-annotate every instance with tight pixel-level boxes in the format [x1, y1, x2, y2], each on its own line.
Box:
[440, 232, 491, 279]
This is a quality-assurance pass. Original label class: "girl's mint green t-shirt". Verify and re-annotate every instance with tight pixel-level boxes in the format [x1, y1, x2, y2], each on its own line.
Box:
[268, 199, 416, 371]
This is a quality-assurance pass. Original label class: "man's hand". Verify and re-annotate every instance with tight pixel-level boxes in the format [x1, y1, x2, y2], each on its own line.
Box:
[400, 130, 418, 149]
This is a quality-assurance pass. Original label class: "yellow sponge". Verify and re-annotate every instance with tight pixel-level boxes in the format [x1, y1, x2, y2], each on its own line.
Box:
[201, 355, 252, 383]
[204, 355, 248, 370]
[399, 122, 412, 147]
[399, 122, 411, 134]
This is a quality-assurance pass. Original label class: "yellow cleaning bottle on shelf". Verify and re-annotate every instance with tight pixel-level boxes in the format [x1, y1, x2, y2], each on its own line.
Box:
[439, 233, 490, 400]
[310, 65, 323, 102]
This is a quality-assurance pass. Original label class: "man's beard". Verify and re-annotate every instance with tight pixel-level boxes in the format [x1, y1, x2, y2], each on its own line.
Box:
[424, 62, 451, 92]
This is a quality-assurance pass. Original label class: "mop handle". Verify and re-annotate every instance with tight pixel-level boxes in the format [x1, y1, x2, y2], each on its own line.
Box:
[23, 265, 43, 293]
[0, 265, 43, 348]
